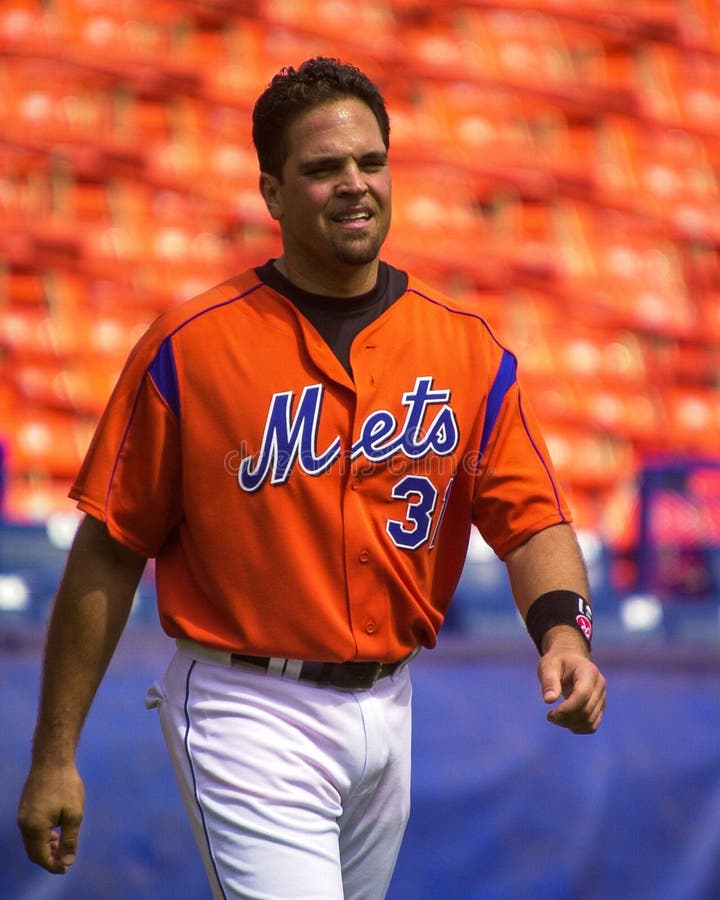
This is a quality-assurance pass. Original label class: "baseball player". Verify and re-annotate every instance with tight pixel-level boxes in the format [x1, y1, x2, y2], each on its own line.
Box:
[18, 57, 606, 899]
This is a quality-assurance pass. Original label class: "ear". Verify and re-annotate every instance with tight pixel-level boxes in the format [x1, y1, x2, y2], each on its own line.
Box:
[259, 172, 282, 220]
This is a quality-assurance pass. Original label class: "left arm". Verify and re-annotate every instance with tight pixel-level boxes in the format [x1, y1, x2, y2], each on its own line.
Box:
[504, 523, 607, 734]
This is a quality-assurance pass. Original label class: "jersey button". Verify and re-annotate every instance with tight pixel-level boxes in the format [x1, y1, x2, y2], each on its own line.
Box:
[351, 479, 361, 491]
[358, 549, 370, 564]
[365, 618, 377, 634]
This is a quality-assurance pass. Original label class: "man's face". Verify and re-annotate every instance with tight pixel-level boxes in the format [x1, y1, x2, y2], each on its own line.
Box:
[260, 97, 392, 293]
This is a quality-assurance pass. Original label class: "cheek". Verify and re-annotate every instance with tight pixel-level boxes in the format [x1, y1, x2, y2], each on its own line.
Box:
[294, 182, 331, 210]
[373, 175, 392, 208]
[291, 196, 327, 232]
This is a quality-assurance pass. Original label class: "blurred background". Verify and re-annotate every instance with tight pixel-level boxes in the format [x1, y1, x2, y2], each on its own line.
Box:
[1, 1, 719, 898]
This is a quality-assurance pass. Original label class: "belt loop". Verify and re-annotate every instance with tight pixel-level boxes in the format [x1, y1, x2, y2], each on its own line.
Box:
[392, 646, 421, 678]
[281, 659, 304, 680]
[266, 658, 287, 677]
[176, 638, 233, 666]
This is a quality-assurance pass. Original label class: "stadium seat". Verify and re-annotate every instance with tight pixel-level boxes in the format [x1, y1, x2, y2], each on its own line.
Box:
[645, 338, 720, 389]
[1, 473, 76, 523]
[400, 22, 490, 84]
[457, 6, 576, 91]
[489, 196, 567, 282]
[555, 327, 648, 386]
[257, 0, 399, 60]
[408, 82, 548, 194]
[2, 62, 78, 145]
[383, 166, 491, 278]
[542, 423, 636, 492]
[583, 384, 666, 447]
[10, 357, 74, 413]
[58, 359, 122, 417]
[696, 290, 720, 344]
[525, 110, 599, 198]
[0, 262, 46, 304]
[594, 116, 720, 243]
[660, 387, 720, 455]
[450, 288, 512, 339]
[0, 0, 46, 41]
[563, 204, 698, 338]
[638, 42, 720, 133]
[0, 307, 57, 360]
[687, 0, 720, 53]
[3, 407, 94, 480]
[197, 17, 321, 110]
[50, 0, 172, 73]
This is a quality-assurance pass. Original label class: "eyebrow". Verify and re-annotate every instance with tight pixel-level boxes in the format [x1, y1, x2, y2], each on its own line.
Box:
[298, 151, 389, 172]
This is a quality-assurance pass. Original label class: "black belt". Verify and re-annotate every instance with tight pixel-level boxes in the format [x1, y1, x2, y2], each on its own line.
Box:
[230, 653, 407, 691]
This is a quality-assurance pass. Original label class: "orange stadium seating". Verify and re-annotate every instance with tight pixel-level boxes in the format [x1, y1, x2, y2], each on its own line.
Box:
[1, 0, 719, 538]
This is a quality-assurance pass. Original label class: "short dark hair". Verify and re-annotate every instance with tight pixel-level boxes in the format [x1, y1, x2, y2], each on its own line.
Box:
[252, 56, 390, 179]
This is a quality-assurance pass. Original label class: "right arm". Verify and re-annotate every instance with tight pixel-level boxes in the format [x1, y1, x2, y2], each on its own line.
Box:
[17, 514, 147, 873]
[505, 523, 606, 734]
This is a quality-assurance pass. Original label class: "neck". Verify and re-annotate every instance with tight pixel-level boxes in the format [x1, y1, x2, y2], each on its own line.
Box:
[274, 255, 380, 297]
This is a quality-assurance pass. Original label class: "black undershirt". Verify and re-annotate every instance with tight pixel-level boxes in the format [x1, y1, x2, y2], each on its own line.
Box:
[256, 260, 409, 376]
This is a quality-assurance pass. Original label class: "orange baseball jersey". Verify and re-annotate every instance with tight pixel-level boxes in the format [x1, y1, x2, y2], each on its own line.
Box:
[71, 264, 572, 661]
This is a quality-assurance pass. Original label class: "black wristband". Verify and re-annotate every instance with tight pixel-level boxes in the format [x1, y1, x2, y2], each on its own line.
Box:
[525, 590, 593, 656]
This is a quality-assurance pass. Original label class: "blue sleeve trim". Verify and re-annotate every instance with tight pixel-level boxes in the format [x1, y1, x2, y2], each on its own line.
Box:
[148, 336, 180, 419]
[480, 350, 517, 457]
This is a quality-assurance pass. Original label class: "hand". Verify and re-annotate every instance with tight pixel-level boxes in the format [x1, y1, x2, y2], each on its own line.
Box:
[17, 762, 85, 873]
[537, 636, 606, 734]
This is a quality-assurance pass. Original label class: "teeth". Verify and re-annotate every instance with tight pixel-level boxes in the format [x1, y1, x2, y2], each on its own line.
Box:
[338, 213, 369, 221]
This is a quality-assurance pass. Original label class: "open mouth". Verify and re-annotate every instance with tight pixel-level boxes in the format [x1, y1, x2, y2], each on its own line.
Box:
[333, 210, 373, 225]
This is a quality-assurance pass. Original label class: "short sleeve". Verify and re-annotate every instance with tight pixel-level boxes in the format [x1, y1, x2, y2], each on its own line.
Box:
[472, 380, 571, 559]
[70, 337, 183, 557]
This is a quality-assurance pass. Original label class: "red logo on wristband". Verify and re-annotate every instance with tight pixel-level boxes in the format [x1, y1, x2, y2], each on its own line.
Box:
[576, 614, 592, 641]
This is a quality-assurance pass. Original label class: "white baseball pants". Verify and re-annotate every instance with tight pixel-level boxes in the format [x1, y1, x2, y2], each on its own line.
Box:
[145, 644, 413, 900]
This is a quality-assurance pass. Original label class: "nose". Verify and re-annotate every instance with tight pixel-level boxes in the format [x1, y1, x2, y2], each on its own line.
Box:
[337, 161, 367, 195]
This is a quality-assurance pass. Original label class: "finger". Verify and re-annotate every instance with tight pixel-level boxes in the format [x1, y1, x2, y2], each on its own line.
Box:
[550, 706, 602, 734]
[548, 678, 606, 733]
[56, 810, 81, 869]
[586, 685, 608, 732]
[548, 707, 598, 734]
[585, 701, 606, 732]
[537, 656, 563, 704]
[49, 828, 73, 873]
[548, 679, 602, 721]
[562, 659, 605, 706]
[19, 823, 68, 874]
[18, 766, 85, 874]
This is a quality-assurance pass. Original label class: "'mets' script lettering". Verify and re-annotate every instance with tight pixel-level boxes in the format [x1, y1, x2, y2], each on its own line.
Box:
[237, 376, 459, 492]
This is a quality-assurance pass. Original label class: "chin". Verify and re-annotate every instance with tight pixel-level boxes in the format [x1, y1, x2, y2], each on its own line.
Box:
[334, 237, 384, 267]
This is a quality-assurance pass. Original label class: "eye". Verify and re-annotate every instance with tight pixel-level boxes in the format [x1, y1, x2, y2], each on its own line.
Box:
[361, 161, 386, 173]
[302, 162, 340, 179]
[361, 156, 388, 172]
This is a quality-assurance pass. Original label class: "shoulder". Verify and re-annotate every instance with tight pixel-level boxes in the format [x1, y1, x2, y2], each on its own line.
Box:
[405, 274, 484, 315]
[128, 269, 267, 360]
[401, 273, 508, 346]
[155, 269, 265, 338]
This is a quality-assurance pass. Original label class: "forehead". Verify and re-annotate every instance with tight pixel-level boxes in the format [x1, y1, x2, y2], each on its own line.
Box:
[284, 98, 385, 161]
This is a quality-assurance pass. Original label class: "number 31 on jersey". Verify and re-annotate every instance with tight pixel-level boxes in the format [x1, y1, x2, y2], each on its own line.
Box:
[386, 475, 455, 551]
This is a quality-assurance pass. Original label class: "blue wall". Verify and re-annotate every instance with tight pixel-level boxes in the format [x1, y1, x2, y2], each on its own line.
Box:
[2, 628, 719, 900]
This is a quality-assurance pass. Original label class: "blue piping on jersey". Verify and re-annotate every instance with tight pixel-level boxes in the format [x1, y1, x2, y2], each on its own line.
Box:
[480, 349, 517, 457]
[148, 336, 180, 418]
[103, 283, 263, 517]
[517, 391, 568, 521]
[405, 287, 567, 522]
[147, 282, 267, 421]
